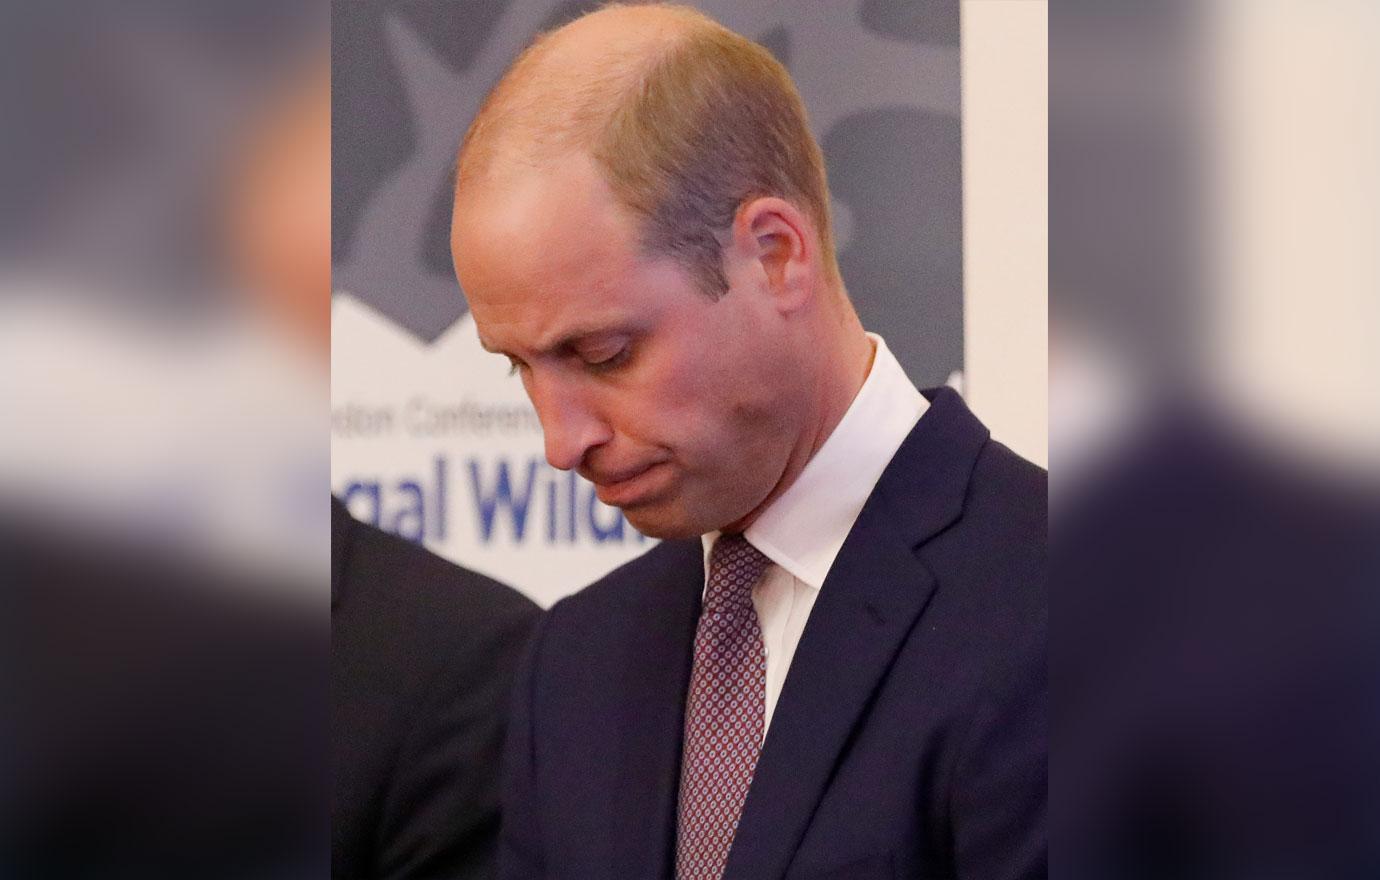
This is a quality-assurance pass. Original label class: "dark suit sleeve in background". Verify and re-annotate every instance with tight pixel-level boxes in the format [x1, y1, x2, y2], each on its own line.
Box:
[333, 499, 541, 879]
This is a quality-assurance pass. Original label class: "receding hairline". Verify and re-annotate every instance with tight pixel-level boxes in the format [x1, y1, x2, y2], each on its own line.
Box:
[455, 3, 722, 191]
[454, 2, 841, 299]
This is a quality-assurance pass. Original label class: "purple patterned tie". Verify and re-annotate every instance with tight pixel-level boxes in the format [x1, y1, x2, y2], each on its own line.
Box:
[675, 533, 771, 880]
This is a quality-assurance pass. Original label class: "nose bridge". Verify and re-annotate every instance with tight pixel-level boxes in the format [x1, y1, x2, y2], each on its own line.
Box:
[527, 368, 607, 471]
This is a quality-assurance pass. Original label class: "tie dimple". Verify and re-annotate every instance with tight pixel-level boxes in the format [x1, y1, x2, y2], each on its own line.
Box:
[674, 533, 771, 880]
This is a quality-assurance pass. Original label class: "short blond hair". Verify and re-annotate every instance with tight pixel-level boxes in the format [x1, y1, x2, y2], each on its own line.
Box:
[456, 3, 836, 298]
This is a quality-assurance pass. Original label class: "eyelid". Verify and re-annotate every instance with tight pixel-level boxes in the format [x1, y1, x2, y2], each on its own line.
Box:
[583, 343, 630, 372]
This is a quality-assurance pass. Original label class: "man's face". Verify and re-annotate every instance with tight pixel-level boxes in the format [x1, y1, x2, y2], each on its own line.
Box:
[452, 156, 800, 539]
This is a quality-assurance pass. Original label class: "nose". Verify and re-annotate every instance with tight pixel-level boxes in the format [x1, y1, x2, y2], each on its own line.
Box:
[526, 372, 612, 471]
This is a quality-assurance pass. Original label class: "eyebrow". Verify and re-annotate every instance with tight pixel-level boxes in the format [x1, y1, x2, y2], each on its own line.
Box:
[479, 325, 631, 359]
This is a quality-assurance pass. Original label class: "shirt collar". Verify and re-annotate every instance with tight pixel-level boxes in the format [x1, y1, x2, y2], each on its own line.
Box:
[702, 333, 929, 590]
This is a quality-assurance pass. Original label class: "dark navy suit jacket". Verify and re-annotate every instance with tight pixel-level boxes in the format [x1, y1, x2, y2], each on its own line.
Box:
[500, 388, 1047, 879]
[333, 498, 541, 879]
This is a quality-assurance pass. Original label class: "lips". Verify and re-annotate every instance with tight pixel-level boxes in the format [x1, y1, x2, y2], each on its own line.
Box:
[589, 463, 654, 485]
[588, 462, 666, 507]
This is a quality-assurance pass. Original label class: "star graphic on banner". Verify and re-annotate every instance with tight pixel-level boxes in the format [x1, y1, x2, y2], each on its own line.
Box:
[332, 12, 477, 342]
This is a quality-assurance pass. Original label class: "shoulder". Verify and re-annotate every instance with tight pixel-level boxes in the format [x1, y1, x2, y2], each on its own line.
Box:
[884, 390, 1046, 577]
[940, 437, 1046, 602]
[967, 438, 1048, 542]
[573, 537, 701, 596]
[545, 538, 700, 622]
[877, 394, 1046, 648]
[929, 437, 1046, 657]
[332, 498, 540, 658]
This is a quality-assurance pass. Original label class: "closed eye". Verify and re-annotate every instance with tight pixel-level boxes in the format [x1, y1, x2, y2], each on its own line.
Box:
[583, 345, 630, 373]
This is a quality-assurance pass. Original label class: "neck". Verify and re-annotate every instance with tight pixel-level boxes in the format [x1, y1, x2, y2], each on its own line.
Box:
[724, 306, 874, 533]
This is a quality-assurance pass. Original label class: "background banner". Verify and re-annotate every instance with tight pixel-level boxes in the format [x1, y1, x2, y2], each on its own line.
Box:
[332, 1, 965, 605]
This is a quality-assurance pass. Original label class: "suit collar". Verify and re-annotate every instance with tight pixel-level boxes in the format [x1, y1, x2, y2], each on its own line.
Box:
[736, 334, 928, 590]
[875, 385, 992, 548]
[724, 386, 991, 879]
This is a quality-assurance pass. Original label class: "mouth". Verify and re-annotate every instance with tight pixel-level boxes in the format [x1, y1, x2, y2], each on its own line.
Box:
[590, 462, 667, 508]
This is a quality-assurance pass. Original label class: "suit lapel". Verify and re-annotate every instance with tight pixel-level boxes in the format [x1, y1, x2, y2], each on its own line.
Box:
[608, 539, 704, 879]
[722, 489, 934, 880]
[723, 387, 990, 879]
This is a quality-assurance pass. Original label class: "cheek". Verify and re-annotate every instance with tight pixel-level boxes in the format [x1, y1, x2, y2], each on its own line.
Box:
[665, 376, 782, 470]
[617, 307, 777, 454]
[620, 376, 713, 451]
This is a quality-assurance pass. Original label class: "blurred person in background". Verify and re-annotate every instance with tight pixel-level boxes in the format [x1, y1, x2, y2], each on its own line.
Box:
[1, 5, 328, 876]
[452, 6, 1046, 879]
[1051, 2, 1380, 875]
[226, 48, 546, 879]
[332, 496, 540, 880]
[224, 55, 331, 357]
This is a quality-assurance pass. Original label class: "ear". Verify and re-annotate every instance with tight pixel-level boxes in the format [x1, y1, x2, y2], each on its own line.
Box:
[727, 196, 816, 314]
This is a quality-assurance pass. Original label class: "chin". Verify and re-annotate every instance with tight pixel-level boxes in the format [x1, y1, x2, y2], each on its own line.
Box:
[623, 493, 760, 541]
[622, 503, 707, 541]
[623, 512, 699, 541]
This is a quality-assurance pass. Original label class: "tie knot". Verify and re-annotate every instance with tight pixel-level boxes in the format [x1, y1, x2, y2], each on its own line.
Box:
[705, 533, 770, 612]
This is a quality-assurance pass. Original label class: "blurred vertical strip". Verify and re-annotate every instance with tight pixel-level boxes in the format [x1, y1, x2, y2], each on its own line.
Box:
[1, 2, 329, 877]
[1052, 0, 1380, 875]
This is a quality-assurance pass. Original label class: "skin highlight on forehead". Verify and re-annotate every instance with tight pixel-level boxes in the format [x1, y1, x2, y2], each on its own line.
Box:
[455, 153, 646, 362]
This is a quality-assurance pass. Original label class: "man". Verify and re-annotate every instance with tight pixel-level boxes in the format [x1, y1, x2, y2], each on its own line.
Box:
[333, 498, 541, 878]
[451, 5, 1045, 879]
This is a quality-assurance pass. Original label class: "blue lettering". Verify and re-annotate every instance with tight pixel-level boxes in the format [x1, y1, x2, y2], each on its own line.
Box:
[341, 480, 381, 526]
[468, 458, 539, 542]
[390, 480, 425, 543]
[546, 473, 558, 543]
[565, 469, 578, 543]
[433, 457, 448, 540]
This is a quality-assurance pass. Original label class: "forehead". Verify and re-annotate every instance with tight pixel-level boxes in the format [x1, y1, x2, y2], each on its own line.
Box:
[452, 157, 647, 350]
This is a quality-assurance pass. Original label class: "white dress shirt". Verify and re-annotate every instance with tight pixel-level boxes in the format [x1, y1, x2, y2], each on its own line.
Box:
[701, 333, 929, 736]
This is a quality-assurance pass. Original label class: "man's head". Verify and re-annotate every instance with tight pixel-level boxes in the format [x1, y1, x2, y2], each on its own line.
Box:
[452, 3, 869, 539]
